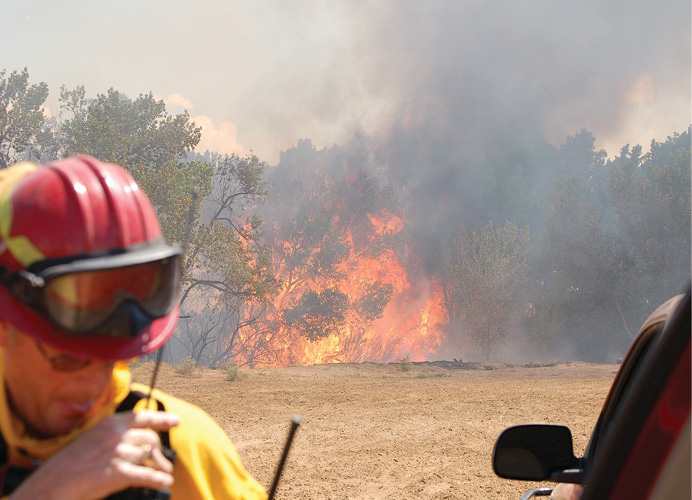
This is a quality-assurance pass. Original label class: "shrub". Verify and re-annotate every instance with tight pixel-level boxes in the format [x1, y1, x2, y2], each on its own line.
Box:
[416, 372, 449, 379]
[225, 362, 240, 382]
[397, 355, 412, 372]
[175, 356, 197, 377]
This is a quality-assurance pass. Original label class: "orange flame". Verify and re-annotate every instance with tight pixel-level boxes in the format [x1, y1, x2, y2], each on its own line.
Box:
[233, 208, 448, 367]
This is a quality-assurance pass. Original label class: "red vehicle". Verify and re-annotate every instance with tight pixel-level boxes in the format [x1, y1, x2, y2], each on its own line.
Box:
[492, 289, 691, 500]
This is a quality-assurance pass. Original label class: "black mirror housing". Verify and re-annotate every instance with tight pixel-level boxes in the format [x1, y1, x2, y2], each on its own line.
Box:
[493, 424, 578, 481]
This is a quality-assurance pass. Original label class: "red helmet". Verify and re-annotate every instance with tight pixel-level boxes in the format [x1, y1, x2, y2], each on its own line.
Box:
[0, 155, 181, 360]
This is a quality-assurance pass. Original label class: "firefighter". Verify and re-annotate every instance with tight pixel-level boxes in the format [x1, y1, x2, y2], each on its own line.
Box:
[0, 156, 267, 499]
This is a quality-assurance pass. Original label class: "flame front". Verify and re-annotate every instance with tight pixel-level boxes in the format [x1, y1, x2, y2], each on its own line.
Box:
[233, 207, 448, 367]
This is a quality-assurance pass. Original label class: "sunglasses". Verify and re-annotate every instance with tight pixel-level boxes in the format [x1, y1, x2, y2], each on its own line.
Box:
[0, 245, 182, 338]
[35, 341, 93, 372]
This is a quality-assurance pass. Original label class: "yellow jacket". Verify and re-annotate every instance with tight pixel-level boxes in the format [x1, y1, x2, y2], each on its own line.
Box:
[0, 360, 268, 500]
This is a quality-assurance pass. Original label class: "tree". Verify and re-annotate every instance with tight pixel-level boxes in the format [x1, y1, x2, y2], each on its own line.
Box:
[52, 85, 211, 263]
[171, 303, 269, 368]
[446, 220, 530, 360]
[250, 139, 402, 364]
[0, 68, 49, 168]
[543, 176, 635, 360]
[136, 159, 215, 248]
[51, 85, 277, 365]
[181, 154, 275, 303]
[173, 153, 277, 366]
[608, 132, 691, 311]
[52, 86, 275, 304]
[282, 288, 349, 341]
[56, 86, 200, 170]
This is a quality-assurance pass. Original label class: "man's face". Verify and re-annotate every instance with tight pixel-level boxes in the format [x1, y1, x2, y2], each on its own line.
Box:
[0, 323, 115, 438]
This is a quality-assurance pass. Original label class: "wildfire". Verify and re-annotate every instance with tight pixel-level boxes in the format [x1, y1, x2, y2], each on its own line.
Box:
[368, 212, 404, 234]
[232, 206, 448, 367]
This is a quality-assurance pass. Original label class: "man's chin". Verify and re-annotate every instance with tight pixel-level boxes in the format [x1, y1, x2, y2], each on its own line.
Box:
[41, 414, 90, 438]
[46, 401, 97, 436]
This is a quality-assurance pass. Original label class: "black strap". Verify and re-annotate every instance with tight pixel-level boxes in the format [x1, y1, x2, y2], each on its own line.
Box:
[0, 419, 39, 495]
[116, 390, 151, 412]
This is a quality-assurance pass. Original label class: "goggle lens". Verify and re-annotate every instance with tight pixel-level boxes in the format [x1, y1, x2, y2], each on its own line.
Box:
[42, 256, 180, 333]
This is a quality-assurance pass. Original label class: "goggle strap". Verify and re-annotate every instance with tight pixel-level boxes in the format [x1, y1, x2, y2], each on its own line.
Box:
[0, 268, 42, 305]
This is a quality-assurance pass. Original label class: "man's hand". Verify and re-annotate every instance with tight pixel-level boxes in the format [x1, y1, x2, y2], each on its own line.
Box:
[9, 410, 180, 500]
[550, 483, 585, 500]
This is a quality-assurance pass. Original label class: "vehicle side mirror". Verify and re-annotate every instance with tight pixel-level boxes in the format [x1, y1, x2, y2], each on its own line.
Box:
[493, 424, 578, 481]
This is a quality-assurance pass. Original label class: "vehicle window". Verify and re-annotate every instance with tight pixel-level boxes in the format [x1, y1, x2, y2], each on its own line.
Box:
[584, 321, 665, 463]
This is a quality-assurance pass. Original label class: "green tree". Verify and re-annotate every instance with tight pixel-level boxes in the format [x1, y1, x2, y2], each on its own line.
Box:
[56, 86, 200, 170]
[53, 86, 209, 261]
[446, 220, 530, 360]
[52, 85, 276, 365]
[608, 132, 691, 311]
[136, 159, 215, 248]
[174, 153, 277, 366]
[182, 154, 274, 302]
[53, 87, 275, 309]
[0, 68, 50, 168]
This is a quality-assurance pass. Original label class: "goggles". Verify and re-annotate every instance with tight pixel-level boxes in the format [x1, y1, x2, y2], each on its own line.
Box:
[0, 246, 182, 338]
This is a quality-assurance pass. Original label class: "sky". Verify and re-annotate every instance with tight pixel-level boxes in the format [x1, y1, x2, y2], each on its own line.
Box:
[1, 0, 690, 165]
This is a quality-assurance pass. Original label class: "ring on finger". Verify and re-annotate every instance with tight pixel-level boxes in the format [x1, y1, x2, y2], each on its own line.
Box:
[141, 444, 156, 467]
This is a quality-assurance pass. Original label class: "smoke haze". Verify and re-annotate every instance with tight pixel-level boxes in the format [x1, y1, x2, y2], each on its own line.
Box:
[3, 0, 689, 364]
[1, 0, 689, 163]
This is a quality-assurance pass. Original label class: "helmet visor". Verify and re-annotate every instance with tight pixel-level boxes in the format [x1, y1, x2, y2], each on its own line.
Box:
[41, 255, 181, 334]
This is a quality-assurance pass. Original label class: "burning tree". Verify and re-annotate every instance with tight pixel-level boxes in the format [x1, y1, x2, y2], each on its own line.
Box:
[261, 162, 399, 364]
[282, 288, 350, 342]
[242, 139, 448, 366]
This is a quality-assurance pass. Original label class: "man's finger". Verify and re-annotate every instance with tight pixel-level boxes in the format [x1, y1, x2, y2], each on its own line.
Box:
[116, 461, 175, 491]
[124, 410, 180, 430]
[139, 445, 174, 473]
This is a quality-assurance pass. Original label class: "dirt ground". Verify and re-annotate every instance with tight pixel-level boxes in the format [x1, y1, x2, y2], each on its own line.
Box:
[132, 360, 617, 500]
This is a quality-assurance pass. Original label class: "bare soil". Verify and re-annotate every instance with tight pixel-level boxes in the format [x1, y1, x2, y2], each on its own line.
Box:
[132, 361, 617, 500]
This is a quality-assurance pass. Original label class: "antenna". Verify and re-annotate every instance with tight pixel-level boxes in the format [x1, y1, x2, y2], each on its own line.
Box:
[146, 187, 198, 406]
[268, 415, 302, 500]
